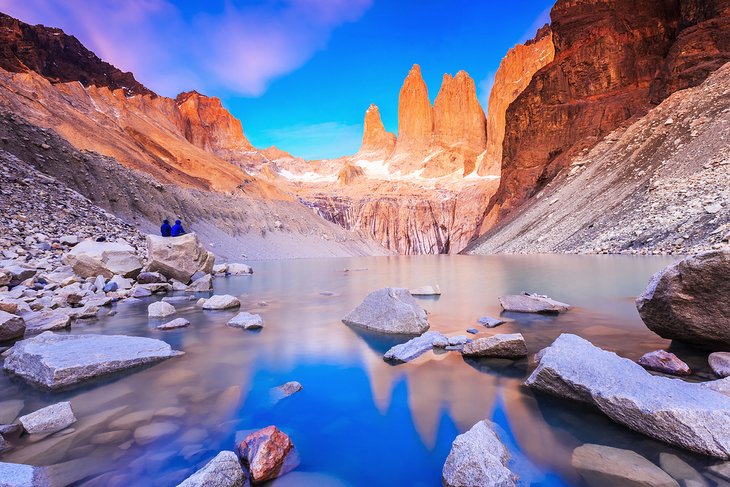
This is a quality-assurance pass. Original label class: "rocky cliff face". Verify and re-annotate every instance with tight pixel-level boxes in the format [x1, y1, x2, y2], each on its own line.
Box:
[393, 65, 433, 159]
[481, 0, 730, 232]
[359, 104, 396, 156]
[0, 12, 153, 97]
[478, 25, 554, 177]
[174, 91, 254, 155]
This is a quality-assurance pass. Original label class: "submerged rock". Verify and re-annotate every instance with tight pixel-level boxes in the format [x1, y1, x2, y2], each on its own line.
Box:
[237, 425, 297, 483]
[636, 251, 730, 349]
[383, 331, 447, 362]
[148, 301, 176, 318]
[177, 450, 245, 487]
[62, 240, 142, 279]
[526, 334, 730, 458]
[462, 334, 527, 359]
[157, 318, 190, 330]
[499, 293, 570, 314]
[710, 352, 730, 378]
[227, 312, 263, 330]
[342, 287, 429, 334]
[271, 381, 303, 402]
[18, 402, 76, 435]
[3, 332, 183, 390]
[442, 420, 517, 487]
[572, 444, 679, 487]
[133, 421, 179, 445]
[146, 233, 215, 284]
[203, 295, 241, 310]
[637, 350, 691, 376]
[409, 285, 441, 296]
[0, 310, 25, 341]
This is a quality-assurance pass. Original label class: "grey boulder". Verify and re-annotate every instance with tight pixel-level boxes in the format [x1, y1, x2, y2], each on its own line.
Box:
[148, 301, 176, 318]
[62, 240, 142, 279]
[462, 334, 527, 359]
[203, 295, 241, 310]
[342, 288, 428, 334]
[571, 444, 679, 487]
[227, 312, 263, 329]
[499, 293, 570, 314]
[146, 233, 215, 284]
[157, 318, 191, 330]
[383, 331, 447, 362]
[526, 334, 730, 458]
[710, 352, 730, 378]
[442, 420, 517, 487]
[636, 250, 730, 349]
[3, 332, 183, 390]
[0, 310, 25, 341]
[177, 450, 245, 487]
[18, 402, 76, 435]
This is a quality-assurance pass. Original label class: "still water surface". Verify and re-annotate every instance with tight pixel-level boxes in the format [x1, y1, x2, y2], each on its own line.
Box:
[2, 255, 726, 486]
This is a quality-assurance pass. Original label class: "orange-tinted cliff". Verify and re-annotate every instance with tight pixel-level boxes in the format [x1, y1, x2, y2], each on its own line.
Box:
[478, 25, 554, 176]
[358, 104, 396, 156]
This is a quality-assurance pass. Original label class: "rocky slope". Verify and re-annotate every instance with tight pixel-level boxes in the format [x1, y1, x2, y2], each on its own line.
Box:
[481, 0, 730, 231]
[466, 62, 730, 255]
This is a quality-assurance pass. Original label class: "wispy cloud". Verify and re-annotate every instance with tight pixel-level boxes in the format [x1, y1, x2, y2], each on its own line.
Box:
[266, 121, 363, 160]
[0, 0, 373, 97]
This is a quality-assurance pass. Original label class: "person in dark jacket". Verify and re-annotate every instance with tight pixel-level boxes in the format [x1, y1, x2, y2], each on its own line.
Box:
[160, 220, 172, 237]
[171, 219, 186, 237]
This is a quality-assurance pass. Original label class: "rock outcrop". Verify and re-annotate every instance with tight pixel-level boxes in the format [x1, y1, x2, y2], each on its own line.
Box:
[146, 233, 215, 284]
[358, 104, 396, 156]
[481, 0, 730, 232]
[342, 287, 429, 334]
[393, 65, 433, 159]
[478, 25, 554, 176]
[636, 251, 730, 349]
[526, 334, 730, 458]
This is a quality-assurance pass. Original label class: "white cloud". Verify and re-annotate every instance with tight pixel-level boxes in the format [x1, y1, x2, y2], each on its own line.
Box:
[0, 0, 373, 97]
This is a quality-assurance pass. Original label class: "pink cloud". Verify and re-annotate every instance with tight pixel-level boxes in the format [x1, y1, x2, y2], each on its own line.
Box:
[0, 0, 373, 97]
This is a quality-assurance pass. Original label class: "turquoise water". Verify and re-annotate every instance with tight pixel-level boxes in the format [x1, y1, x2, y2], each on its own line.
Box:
[1, 255, 724, 486]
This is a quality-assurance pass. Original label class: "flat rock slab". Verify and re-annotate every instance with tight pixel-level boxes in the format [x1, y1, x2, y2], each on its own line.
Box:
[384, 331, 447, 362]
[409, 285, 441, 296]
[572, 444, 679, 487]
[478, 316, 506, 328]
[499, 293, 570, 314]
[637, 350, 691, 376]
[442, 420, 517, 487]
[177, 450, 245, 487]
[342, 287, 429, 335]
[526, 334, 730, 458]
[203, 295, 241, 310]
[3, 332, 184, 390]
[19, 402, 76, 435]
[157, 318, 190, 330]
[462, 334, 527, 359]
[636, 250, 730, 349]
[227, 312, 263, 329]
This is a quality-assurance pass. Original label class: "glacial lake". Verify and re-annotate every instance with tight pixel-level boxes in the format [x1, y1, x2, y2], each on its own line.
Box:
[2, 254, 726, 486]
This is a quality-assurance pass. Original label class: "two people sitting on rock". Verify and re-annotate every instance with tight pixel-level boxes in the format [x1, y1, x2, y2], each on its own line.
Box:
[160, 219, 186, 237]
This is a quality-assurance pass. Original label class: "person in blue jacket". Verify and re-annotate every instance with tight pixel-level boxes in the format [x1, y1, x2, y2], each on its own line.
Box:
[171, 219, 187, 237]
[160, 219, 172, 237]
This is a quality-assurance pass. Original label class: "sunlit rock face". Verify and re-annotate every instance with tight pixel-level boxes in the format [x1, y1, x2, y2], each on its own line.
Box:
[478, 24, 554, 177]
[481, 0, 730, 232]
[359, 104, 396, 157]
[393, 64, 434, 162]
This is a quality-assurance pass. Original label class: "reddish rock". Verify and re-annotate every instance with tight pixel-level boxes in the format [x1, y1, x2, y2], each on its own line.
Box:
[337, 163, 365, 186]
[359, 104, 396, 156]
[0, 13, 152, 97]
[638, 350, 692, 376]
[478, 25, 554, 177]
[482, 0, 730, 232]
[175, 91, 253, 155]
[237, 425, 296, 483]
[393, 65, 433, 156]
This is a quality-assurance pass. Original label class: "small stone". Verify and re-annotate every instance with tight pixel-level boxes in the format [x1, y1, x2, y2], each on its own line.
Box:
[19, 402, 76, 435]
[148, 301, 176, 318]
[466, 328, 478, 334]
[237, 426, 297, 483]
[637, 350, 691, 376]
[227, 312, 263, 329]
[478, 316, 506, 328]
[157, 318, 190, 330]
[710, 352, 730, 378]
[383, 331, 447, 362]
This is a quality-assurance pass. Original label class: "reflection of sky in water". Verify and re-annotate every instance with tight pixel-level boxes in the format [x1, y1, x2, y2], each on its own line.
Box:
[4, 254, 721, 487]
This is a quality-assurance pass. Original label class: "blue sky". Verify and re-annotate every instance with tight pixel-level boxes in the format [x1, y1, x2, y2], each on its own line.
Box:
[0, 0, 554, 159]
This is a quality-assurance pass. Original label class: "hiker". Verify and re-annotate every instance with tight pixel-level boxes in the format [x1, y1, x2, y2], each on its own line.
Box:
[171, 219, 186, 237]
[160, 219, 172, 237]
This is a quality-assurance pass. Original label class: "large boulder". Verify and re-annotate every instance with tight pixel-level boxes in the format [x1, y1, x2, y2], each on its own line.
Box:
[146, 233, 215, 284]
[18, 402, 76, 435]
[177, 451, 246, 487]
[636, 251, 730, 349]
[237, 425, 297, 483]
[3, 332, 183, 390]
[0, 310, 24, 342]
[342, 288, 429, 334]
[571, 444, 679, 487]
[383, 331, 447, 362]
[442, 420, 517, 487]
[62, 240, 142, 279]
[525, 334, 730, 458]
[462, 334, 527, 359]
